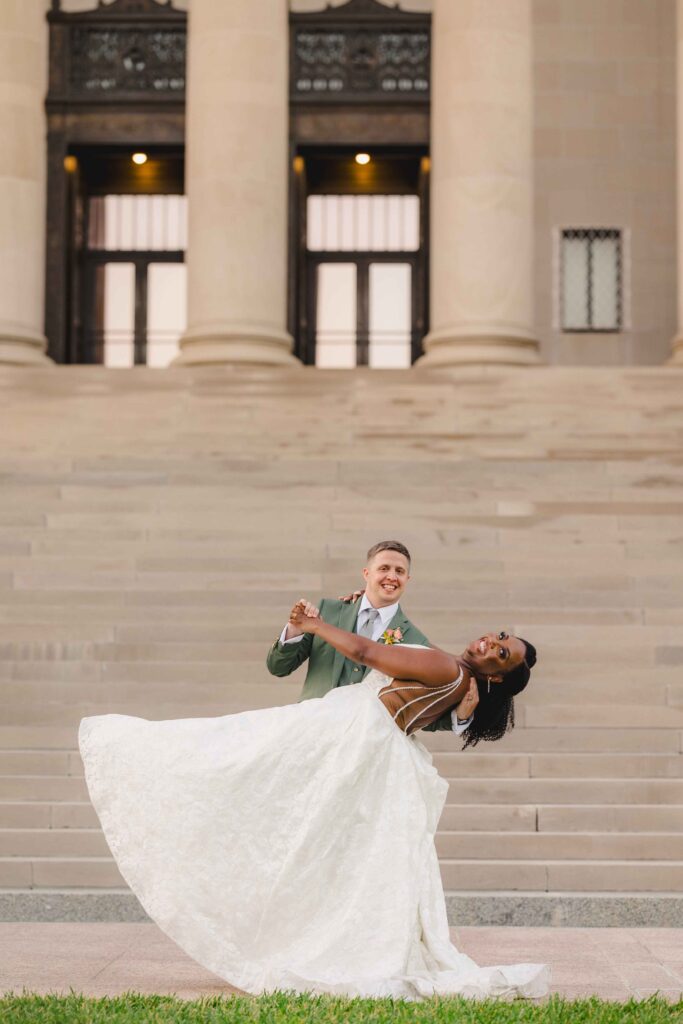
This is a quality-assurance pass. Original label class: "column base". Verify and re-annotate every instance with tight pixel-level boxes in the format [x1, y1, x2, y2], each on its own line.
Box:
[667, 333, 683, 365]
[418, 326, 541, 368]
[0, 330, 54, 367]
[173, 324, 299, 367]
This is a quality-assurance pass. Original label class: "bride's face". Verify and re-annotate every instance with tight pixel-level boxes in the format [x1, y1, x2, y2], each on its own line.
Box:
[362, 550, 411, 607]
[465, 631, 526, 682]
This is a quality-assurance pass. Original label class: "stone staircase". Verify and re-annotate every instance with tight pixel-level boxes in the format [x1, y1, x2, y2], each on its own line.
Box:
[0, 364, 681, 925]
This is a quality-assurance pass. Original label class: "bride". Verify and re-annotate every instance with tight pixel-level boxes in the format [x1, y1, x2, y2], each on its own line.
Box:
[78, 599, 550, 1001]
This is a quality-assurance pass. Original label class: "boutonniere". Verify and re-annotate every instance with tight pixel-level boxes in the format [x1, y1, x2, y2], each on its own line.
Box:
[381, 628, 403, 645]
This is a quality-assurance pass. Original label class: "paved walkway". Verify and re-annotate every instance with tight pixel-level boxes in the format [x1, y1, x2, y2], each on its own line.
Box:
[1, 924, 682, 1001]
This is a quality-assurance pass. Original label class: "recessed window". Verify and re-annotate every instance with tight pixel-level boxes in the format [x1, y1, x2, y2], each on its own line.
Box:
[560, 228, 623, 332]
[307, 194, 419, 252]
[88, 194, 187, 251]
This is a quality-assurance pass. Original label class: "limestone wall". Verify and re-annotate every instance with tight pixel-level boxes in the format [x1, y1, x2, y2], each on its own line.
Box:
[48, 0, 683, 368]
[533, 0, 677, 365]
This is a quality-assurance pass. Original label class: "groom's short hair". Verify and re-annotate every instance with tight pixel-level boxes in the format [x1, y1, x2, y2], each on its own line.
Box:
[366, 540, 411, 566]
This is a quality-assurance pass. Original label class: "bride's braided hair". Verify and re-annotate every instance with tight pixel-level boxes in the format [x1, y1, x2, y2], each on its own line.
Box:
[461, 639, 537, 749]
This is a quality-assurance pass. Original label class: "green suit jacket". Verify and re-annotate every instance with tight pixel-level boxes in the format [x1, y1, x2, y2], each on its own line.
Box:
[265, 598, 454, 732]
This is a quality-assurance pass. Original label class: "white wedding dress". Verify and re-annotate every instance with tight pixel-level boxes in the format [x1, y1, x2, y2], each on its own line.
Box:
[79, 666, 550, 1001]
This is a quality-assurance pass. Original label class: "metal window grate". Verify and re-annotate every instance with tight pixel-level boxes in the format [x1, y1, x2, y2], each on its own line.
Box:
[560, 228, 623, 332]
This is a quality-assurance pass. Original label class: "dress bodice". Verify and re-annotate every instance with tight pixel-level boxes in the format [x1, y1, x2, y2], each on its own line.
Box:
[363, 645, 464, 735]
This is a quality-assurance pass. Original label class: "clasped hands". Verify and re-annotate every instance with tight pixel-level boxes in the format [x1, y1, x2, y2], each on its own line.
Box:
[288, 596, 478, 723]
[289, 599, 322, 633]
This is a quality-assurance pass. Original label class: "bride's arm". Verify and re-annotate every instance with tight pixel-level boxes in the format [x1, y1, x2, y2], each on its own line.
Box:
[289, 600, 465, 688]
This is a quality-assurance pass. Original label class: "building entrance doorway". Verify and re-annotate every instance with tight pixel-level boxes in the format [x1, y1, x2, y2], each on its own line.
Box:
[308, 255, 416, 368]
[83, 188, 186, 366]
[292, 150, 429, 367]
[68, 148, 186, 366]
[45, 0, 187, 364]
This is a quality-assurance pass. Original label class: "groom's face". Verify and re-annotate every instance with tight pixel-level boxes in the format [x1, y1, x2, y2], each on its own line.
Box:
[362, 550, 411, 607]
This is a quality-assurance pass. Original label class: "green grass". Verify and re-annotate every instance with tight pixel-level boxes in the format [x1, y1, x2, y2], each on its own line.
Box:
[0, 993, 681, 1024]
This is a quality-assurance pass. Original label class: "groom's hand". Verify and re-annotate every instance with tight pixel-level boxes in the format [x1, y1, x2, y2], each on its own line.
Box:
[455, 678, 479, 721]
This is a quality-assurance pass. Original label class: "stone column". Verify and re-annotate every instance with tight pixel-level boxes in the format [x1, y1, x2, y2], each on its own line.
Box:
[175, 0, 297, 366]
[0, 1, 52, 366]
[670, 0, 683, 365]
[419, 0, 539, 367]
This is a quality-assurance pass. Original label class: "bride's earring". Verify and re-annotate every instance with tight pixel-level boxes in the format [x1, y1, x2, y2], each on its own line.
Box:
[487, 676, 491, 695]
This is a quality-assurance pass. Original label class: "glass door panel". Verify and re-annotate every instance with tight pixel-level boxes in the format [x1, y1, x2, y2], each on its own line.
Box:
[102, 263, 135, 367]
[147, 263, 187, 367]
[368, 262, 412, 368]
[315, 263, 357, 368]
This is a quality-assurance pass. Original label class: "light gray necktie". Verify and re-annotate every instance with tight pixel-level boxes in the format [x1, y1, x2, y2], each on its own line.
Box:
[358, 608, 380, 639]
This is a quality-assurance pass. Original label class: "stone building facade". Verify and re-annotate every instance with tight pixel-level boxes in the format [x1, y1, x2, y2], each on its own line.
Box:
[1, 0, 682, 369]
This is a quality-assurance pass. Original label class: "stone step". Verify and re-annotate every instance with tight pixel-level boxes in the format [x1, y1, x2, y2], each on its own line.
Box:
[0, 603, 653, 629]
[441, 779, 683, 805]
[439, 860, 683, 892]
[2, 827, 679, 862]
[0, 700, 302, 727]
[4, 801, 682, 834]
[101, 621, 683, 646]
[0, 802, 95, 829]
[5, 544, 683, 577]
[0, 727, 79, 749]
[0, 857, 123, 888]
[434, 831, 683, 860]
[0, 829, 109, 857]
[524, 706, 683, 729]
[0, 636, 679, 670]
[2, 774, 683, 805]
[0, 778, 89, 802]
[2, 749, 682, 780]
[1, 579, 678, 606]
[433, 753, 683, 779]
[2, 662, 274, 685]
[0, 680, 299, 708]
[0, 651, 674, 693]
[440, 803, 683, 833]
[0, 675, 670, 710]
[2, 724, 680, 755]
[1, 856, 679, 893]
[0, 364, 681, 904]
[536, 805, 683, 833]
[427, 728, 683, 754]
[0, 752, 76, 775]
[0, 627, 679, 658]
[1, 703, 682, 730]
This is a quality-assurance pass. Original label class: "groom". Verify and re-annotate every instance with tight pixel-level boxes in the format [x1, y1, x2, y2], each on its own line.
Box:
[266, 540, 476, 734]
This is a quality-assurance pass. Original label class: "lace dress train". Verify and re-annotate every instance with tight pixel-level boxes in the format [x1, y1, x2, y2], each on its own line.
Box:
[78, 671, 550, 1000]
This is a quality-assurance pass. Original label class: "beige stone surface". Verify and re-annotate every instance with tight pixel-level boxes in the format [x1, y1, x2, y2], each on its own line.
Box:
[1, 923, 682, 1000]
[421, 0, 539, 366]
[2, 0, 680, 369]
[0, 0, 51, 366]
[176, 0, 295, 365]
[533, 0, 677, 366]
[672, 0, 683, 364]
[0, 363, 681, 899]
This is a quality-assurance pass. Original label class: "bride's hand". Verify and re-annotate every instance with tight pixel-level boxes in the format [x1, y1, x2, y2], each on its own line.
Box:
[289, 599, 322, 633]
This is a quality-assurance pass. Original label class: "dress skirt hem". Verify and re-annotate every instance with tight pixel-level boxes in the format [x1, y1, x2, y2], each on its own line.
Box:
[79, 675, 550, 1001]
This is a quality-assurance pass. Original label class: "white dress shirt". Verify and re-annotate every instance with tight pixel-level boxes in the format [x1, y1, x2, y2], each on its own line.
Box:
[279, 596, 471, 735]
